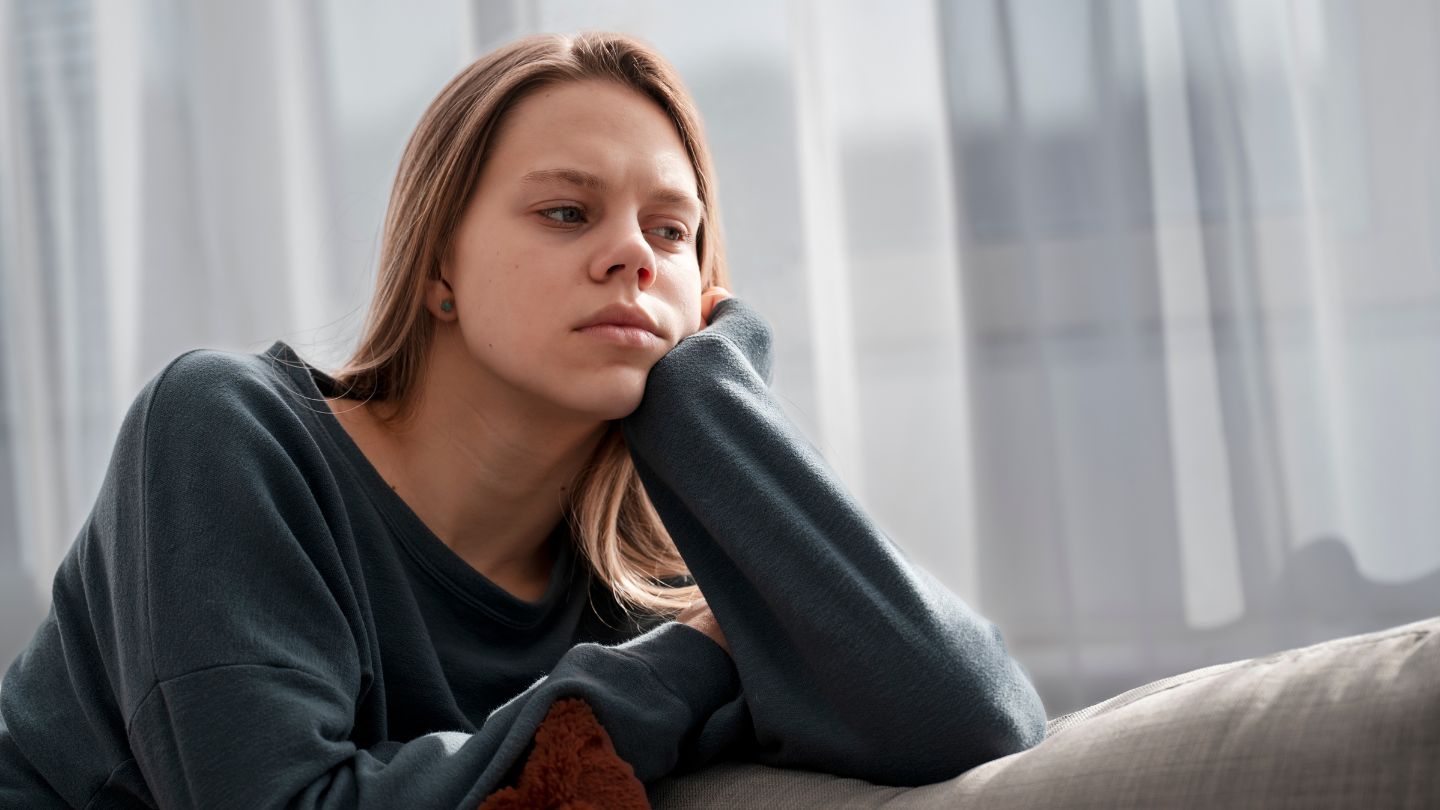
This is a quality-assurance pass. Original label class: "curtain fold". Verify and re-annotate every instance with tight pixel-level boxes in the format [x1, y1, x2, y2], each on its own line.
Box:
[939, 0, 1440, 712]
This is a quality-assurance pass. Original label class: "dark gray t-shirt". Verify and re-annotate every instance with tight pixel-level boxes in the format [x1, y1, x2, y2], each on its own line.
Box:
[0, 297, 1046, 809]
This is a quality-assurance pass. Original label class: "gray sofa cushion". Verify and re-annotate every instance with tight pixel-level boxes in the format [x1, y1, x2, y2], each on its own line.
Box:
[650, 615, 1440, 808]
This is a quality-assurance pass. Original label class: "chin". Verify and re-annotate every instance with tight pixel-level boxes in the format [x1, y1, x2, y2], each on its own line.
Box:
[558, 379, 648, 422]
[590, 391, 647, 421]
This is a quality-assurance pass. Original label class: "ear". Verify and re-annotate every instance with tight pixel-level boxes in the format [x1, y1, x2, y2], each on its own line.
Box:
[428, 275, 458, 319]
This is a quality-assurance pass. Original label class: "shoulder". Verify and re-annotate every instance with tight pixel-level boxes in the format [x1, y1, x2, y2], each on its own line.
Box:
[122, 345, 320, 475]
[142, 345, 311, 428]
[148, 345, 304, 409]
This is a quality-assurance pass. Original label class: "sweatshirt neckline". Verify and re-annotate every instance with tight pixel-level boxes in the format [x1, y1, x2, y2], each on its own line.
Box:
[260, 340, 578, 629]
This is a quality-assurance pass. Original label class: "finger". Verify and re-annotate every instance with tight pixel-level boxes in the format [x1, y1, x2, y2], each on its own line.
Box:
[701, 287, 732, 324]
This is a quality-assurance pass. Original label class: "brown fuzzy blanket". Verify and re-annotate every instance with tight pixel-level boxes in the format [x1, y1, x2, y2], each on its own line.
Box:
[478, 698, 651, 810]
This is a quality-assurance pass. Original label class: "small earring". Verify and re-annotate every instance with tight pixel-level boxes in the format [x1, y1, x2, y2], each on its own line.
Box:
[440, 299, 454, 313]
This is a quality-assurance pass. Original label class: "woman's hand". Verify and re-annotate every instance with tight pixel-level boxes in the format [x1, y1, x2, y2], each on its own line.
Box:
[700, 286, 733, 326]
[675, 595, 730, 656]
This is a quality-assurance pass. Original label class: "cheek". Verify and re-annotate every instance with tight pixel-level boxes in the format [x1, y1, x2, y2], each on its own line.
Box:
[457, 252, 566, 355]
[455, 299, 575, 404]
[683, 287, 706, 334]
[467, 239, 567, 314]
[660, 259, 704, 318]
[474, 292, 564, 356]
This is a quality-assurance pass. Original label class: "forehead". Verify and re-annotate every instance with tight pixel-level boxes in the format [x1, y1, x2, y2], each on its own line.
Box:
[483, 79, 698, 193]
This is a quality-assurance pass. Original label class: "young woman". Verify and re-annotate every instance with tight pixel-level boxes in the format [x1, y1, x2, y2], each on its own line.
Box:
[0, 31, 1046, 809]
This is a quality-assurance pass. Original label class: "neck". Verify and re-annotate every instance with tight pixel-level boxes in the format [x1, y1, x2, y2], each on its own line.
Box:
[344, 330, 608, 590]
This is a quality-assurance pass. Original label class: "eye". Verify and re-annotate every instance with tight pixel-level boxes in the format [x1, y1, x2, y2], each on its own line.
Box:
[538, 206, 586, 225]
[541, 203, 694, 245]
[649, 224, 689, 242]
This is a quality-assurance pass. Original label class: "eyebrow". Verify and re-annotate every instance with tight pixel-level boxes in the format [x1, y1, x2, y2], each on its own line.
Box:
[520, 167, 706, 221]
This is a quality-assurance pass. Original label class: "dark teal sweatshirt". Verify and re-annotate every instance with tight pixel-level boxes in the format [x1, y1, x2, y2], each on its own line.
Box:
[0, 297, 1045, 809]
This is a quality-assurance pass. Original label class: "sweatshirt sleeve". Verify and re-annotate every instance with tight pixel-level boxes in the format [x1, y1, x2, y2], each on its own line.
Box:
[619, 296, 1048, 787]
[12, 351, 739, 810]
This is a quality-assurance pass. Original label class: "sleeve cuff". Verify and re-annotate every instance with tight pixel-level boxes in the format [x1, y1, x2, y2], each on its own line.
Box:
[611, 620, 739, 718]
[703, 297, 774, 386]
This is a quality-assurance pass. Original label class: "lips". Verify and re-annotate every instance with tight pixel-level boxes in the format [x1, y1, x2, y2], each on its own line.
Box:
[576, 303, 662, 337]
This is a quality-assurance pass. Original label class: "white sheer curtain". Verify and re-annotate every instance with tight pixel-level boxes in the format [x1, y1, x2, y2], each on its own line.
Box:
[3, 0, 1438, 717]
[940, 0, 1440, 711]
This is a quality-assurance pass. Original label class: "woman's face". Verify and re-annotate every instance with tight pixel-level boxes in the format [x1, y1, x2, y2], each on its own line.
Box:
[440, 78, 706, 422]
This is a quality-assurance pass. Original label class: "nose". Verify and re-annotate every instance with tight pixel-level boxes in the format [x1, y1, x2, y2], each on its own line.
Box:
[588, 222, 656, 289]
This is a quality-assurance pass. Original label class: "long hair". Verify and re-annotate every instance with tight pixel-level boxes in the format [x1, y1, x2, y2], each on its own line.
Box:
[326, 32, 727, 618]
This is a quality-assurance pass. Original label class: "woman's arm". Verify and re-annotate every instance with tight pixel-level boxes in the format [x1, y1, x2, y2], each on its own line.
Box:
[620, 296, 1047, 787]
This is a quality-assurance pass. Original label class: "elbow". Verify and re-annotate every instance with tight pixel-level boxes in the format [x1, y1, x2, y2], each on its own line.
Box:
[857, 658, 1047, 786]
[931, 624, 1049, 778]
[976, 676, 1048, 762]
[902, 670, 1045, 786]
[962, 637, 1049, 770]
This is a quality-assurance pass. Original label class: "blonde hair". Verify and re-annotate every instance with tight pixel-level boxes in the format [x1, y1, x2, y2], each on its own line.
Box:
[328, 32, 727, 619]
